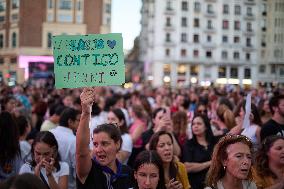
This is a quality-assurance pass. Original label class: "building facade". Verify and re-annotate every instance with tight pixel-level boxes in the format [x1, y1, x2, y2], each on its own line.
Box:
[139, 0, 284, 87]
[0, 0, 111, 85]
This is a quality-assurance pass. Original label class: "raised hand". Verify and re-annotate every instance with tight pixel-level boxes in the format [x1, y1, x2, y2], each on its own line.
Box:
[80, 87, 96, 115]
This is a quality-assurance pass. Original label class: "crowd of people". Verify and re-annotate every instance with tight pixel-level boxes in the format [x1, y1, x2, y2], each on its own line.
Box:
[0, 82, 284, 189]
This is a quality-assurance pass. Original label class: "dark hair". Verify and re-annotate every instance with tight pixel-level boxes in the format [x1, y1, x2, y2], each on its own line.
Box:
[191, 114, 215, 145]
[134, 150, 166, 189]
[149, 131, 178, 181]
[255, 135, 284, 178]
[15, 115, 29, 137]
[30, 131, 61, 171]
[206, 134, 253, 188]
[53, 105, 66, 116]
[242, 100, 262, 126]
[152, 107, 166, 119]
[93, 123, 122, 149]
[91, 103, 101, 116]
[0, 173, 47, 189]
[219, 97, 234, 111]
[0, 111, 20, 168]
[269, 95, 284, 114]
[59, 107, 80, 127]
[110, 108, 128, 134]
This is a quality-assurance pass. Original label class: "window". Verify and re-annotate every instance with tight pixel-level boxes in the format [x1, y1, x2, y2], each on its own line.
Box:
[194, 2, 201, 12]
[222, 35, 228, 43]
[0, 16, 4, 22]
[246, 53, 251, 61]
[11, 0, 19, 9]
[246, 38, 252, 47]
[259, 65, 266, 73]
[206, 51, 212, 58]
[194, 18, 199, 27]
[223, 4, 229, 14]
[222, 51, 228, 59]
[58, 14, 72, 22]
[181, 49, 187, 57]
[234, 36, 240, 43]
[48, 0, 53, 9]
[47, 33, 52, 48]
[207, 4, 213, 13]
[234, 21, 240, 30]
[233, 51, 240, 59]
[230, 67, 238, 78]
[165, 48, 170, 56]
[244, 68, 251, 79]
[77, 1, 82, 11]
[247, 7, 252, 16]
[181, 33, 187, 42]
[12, 32, 17, 48]
[247, 22, 252, 31]
[166, 33, 171, 42]
[207, 20, 213, 29]
[271, 65, 276, 74]
[223, 20, 229, 29]
[0, 34, 3, 48]
[166, 17, 171, 26]
[207, 35, 212, 42]
[76, 15, 82, 23]
[193, 34, 199, 43]
[181, 1, 188, 11]
[105, 3, 111, 14]
[0, 58, 3, 64]
[166, 1, 172, 10]
[191, 65, 198, 76]
[218, 67, 226, 77]
[59, 0, 72, 10]
[235, 5, 241, 15]
[0, 0, 6, 12]
[181, 17, 187, 27]
[11, 14, 18, 21]
[193, 50, 199, 57]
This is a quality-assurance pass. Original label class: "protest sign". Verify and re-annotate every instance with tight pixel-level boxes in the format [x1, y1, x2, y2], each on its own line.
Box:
[52, 33, 125, 88]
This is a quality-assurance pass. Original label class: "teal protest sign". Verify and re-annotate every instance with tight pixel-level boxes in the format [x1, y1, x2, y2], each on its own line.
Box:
[52, 33, 125, 89]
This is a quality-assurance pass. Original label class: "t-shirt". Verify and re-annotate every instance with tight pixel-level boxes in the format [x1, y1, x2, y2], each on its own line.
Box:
[205, 180, 257, 189]
[120, 133, 133, 164]
[260, 119, 284, 141]
[77, 159, 134, 189]
[141, 128, 154, 146]
[19, 161, 69, 185]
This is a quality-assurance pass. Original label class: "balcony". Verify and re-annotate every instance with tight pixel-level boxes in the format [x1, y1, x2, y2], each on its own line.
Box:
[164, 24, 175, 31]
[204, 11, 216, 18]
[164, 8, 176, 15]
[204, 27, 216, 33]
[244, 0, 256, 5]
[244, 14, 255, 20]
[243, 45, 255, 52]
[204, 0, 217, 2]
[243, 30, 255, 36]
[202, 42, 217, 49]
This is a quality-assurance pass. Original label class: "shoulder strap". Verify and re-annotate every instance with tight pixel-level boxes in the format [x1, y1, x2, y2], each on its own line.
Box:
[40, 172, 51, 189]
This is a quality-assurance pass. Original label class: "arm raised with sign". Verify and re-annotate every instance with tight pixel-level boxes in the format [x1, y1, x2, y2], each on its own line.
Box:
[76, 87, 96, 183]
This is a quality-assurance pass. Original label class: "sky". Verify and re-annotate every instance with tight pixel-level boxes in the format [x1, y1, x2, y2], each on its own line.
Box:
[111, 0, 142, 50]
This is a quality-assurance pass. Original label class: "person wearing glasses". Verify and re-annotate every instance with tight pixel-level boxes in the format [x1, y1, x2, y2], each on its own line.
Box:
[205, 134, 257, 189]
[253, 135, 284, 189]
[76, 88, 134, 189]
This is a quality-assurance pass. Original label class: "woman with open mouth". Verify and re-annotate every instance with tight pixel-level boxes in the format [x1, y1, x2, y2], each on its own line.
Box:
[205, 134, 257, 189]
[253, 135, 284, 189]
[149, 130, 191, 189]
[76, 87, 134, 189]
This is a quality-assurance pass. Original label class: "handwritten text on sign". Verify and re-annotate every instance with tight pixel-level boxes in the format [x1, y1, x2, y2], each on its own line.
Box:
[52, 33, 125, 89]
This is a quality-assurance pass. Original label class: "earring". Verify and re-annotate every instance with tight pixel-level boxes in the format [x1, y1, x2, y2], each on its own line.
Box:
[223, 166, 226, 170]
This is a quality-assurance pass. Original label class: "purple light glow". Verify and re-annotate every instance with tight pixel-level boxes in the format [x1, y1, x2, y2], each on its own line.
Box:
[18, 56, 54, 80]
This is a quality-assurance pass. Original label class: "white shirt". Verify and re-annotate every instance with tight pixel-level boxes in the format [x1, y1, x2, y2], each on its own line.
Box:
[20, 140, 31, 161]
[19, 161, 69, 186]
[205, 180, 257, 189]
[50, 126, 76, 189]
[120, 133, 133, 164]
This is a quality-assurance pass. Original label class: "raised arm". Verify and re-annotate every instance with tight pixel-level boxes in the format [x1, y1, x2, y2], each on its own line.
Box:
[76, 87, 96, 183]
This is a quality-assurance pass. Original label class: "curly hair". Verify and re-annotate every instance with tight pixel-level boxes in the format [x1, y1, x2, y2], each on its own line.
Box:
[254, 135, 284, 178]
[206, 134, 253, 188]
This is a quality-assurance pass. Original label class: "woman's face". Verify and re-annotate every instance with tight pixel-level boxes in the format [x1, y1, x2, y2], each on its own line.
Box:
[153, 110, 164, 128]
[107, 112, 121, 126]
[93, 132, 120, 167]
[156, 134, 173, 163]
[34, 142, 55, 164]
[223, 142, 252, 180]
[5, 99, 16, 113]
[192, 117, 206, 137]
[135, 163, 160, 189]
[267, 139, 284, 166]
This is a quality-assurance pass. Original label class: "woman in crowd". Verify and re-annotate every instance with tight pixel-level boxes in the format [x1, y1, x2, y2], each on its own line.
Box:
[0, 96, 17, 114]
[205, 134, 257, 189]
[172, 111, 188, 147]
[107, 108, 133, 164]
[0, 111, 23, 181]
[76, 87, 134, 189]
[133, 150, 166, 189]
[253, 135, 284, 189]
[182, 114, 218, 189]
[149, 131, 191, 189]
[19, 131, 69, 189]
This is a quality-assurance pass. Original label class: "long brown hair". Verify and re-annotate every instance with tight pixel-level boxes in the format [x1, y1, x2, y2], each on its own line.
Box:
[206, 134, 253, 188]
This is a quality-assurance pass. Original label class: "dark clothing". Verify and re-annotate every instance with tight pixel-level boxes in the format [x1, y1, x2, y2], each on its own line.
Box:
[77, 159, 134, 189]
[182, 139, 217, 189]
[141, 128, 154, 146]
[260, 119, 284, 141]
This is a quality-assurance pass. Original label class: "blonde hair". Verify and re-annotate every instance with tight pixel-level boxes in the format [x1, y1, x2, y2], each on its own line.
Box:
[217, 104, 236, 129]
